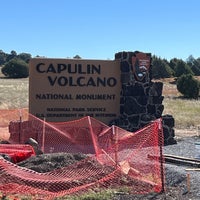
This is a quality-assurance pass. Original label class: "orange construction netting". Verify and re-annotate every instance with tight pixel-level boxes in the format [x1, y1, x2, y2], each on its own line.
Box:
[0, 109, 165, 199]
[0, 108, 28, 141]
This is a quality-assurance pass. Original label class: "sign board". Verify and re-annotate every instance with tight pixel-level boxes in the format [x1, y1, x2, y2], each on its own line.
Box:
[131, 52, 151, 81]
[29, 58, 121, 124]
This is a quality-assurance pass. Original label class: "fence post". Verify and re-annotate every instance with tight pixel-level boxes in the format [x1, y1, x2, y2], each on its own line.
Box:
[158, 119, 165, 193]
[88, 116, 99, 156]
[18, 109, 22, 143]
[42, 117, 46, 153]
[113, 125, 118, 168]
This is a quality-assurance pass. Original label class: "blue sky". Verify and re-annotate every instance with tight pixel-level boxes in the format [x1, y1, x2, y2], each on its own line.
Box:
[1, 0, 200, 61]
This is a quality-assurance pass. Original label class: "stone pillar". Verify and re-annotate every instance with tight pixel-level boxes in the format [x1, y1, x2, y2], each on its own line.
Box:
[109, 51, 176, 145]
[162, 115, 177, 145]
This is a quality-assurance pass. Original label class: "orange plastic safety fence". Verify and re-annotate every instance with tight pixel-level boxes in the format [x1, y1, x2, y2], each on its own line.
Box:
[0, 112, 164, 199]
[0, 144, 35, 163]
[0, 108, 28, 127]
[0, 108, 28, 141]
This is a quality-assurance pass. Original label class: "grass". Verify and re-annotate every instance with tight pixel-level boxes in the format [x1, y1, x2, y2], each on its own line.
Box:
[154, 77, 200, 129]
[59, 189, 116, 200]
[0, 77, 28, 109]
[163, 98, 200, 128]
[0, 188, 130, 200]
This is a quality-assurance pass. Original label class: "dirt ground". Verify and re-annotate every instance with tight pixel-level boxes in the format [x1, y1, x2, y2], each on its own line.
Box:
[174, 128, 198, 138]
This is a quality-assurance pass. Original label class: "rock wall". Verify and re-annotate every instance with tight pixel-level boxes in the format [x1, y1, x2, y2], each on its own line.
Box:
[110, 51, 176, 145]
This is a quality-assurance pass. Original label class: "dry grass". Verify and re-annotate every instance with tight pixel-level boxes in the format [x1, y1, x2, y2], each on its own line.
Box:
[163, 98, 200, 128]
[0, 77, 28, 109]
[160, 77, 200, 129]
[0, 77, 29, 140]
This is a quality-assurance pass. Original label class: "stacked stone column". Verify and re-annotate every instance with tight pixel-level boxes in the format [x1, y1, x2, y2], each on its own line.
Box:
[110, 51, 176, 145]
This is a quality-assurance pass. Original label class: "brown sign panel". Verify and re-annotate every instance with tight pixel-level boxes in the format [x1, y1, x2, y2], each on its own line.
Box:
[131, 53, 151, 81]
[29, 58, 121, 124]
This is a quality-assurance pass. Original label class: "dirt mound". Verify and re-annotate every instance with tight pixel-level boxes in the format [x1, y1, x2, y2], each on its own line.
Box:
[16, 151, 195, 200]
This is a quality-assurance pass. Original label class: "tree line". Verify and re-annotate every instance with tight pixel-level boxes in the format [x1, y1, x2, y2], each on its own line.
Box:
[0, 50, 31, 78]
[0, 50, 31, 65]
[1, 49, 200, 78]
[0, 50, 82, 78]
[0, 50, 200, 98]
[151, 55, 200, 99]
[151, 55, 200, 78]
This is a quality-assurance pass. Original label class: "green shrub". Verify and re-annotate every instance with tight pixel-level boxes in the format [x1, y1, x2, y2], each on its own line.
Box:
[175, 60, 193, 77]
[1, 58, 29, 78]
[151, 56, 174, 79]
[177, 74, 199, 99]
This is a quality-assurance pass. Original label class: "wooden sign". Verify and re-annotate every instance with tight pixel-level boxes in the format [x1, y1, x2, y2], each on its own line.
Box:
[29, 58, 121, 124]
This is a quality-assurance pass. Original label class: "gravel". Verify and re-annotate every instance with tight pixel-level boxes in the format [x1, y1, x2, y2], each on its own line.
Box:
[163, 136, 200, 200]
